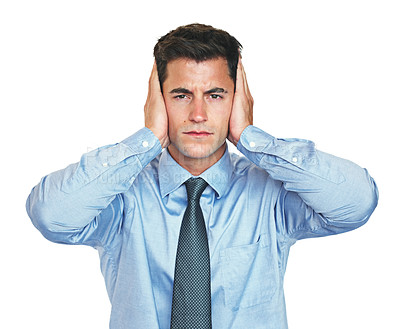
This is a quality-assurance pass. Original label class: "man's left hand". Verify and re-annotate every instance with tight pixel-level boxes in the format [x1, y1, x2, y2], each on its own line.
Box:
[228, 58, 254, 146]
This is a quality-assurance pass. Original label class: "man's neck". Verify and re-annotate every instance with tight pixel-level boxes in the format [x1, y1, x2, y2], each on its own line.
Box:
[167, 143, 227, 176]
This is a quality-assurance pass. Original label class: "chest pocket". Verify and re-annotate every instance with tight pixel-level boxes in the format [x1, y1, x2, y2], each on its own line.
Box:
[219, 234, 279, 311]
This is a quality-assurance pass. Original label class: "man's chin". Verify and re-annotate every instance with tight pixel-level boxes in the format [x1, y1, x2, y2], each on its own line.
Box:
[169, 142, 226, 161]
[178, 147, 215, 160]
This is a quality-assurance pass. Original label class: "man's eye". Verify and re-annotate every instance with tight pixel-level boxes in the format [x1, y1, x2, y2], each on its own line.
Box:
[174, 95, 188, 99]
[210, 94, 222, 99]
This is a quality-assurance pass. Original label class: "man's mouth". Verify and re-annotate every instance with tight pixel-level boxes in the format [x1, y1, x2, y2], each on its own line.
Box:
[183, 131, 213, 138]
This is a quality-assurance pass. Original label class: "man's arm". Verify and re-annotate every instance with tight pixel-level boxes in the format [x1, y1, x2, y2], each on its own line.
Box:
[230, 59, 378, 240]
[238, 126, 378, 240]
[26, 64, 168, 246]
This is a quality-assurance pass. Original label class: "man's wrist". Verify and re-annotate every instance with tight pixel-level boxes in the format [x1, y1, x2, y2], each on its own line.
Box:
[158, 135, 170, 149]
[233, 124, 252, 147]
[145, 126, 169, 149]
[236, 125, 271, 167]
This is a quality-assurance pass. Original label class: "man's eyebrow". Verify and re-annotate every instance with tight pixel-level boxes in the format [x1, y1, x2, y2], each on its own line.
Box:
[204, 87, 228, 94]
[169, 88, 192, 94]
[168, 87, 228, 94]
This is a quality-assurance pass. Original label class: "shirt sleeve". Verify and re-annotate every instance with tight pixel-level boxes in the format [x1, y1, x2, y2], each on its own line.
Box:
[26, 127, 162, 247]
[237, 125, 379, 242]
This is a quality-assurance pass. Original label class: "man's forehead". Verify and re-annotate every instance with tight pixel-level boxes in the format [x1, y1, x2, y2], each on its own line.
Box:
[164, 57, 232, 89]
[166, 57, 229, 74]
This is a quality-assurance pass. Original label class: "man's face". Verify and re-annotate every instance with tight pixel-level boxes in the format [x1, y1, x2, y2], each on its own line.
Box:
[163, 57, 234, 165]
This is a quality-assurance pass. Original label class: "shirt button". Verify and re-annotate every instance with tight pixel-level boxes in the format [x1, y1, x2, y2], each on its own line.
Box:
[249, 141, 256, 148]
[292, 157, 298, 163]
[142, 141, 149, 148]
[102, 162, 108, 167]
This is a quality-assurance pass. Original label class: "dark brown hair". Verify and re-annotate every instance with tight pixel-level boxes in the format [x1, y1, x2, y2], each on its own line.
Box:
[154, 23, 242, 92]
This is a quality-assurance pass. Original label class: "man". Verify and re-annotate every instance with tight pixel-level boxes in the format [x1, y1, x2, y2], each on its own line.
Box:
[26, 23, 379, 328]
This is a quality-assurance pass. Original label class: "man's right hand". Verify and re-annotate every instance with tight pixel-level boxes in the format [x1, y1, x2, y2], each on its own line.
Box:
[144, 62, 170, 149]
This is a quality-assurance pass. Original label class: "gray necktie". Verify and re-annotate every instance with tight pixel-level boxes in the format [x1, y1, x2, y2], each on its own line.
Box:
[170, 177, 212, 329]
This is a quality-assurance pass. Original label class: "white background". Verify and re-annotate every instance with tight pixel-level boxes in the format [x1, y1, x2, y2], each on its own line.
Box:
[1, 1, 399, 328]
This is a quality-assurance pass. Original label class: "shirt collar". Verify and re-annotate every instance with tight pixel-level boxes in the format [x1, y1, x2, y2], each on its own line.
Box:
[158, 146, 233, 199]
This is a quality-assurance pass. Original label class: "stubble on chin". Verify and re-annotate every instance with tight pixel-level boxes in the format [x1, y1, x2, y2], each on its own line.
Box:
[169, 138, 227, 165]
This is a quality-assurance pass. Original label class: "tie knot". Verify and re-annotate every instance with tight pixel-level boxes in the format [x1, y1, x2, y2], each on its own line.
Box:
[185, 177, 208, 202]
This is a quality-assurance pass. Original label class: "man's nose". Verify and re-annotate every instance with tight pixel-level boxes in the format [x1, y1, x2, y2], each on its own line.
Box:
[188, 98, 208, 123]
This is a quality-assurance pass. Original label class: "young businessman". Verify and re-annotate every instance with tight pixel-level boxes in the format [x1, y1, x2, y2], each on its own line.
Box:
[27, 23, 378, 328]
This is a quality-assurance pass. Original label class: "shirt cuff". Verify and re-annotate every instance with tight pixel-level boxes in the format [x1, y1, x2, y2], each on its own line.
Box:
[237, 125, 275, 166]
[237, 125, 318, 169]
[121, 127, 162, 168]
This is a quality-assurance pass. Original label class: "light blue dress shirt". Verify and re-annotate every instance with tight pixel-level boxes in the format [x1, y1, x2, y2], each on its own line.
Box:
[26, 125, 378, 329]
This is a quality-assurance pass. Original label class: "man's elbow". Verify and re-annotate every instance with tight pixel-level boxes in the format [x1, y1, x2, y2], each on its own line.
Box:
[26, 188, 64, 242]
[349, 175, 379, 227]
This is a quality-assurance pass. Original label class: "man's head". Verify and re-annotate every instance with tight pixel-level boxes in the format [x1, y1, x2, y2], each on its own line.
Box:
[152, 24, 243, 174]
[154, 23, 242, 92]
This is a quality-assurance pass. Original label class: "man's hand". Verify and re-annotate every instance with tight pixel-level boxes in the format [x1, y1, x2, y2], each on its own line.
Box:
[144, 62, 170, 148]
[228, 58, 254, 146]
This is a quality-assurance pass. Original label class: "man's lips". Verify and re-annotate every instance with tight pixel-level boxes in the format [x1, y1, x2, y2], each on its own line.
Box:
[183, 131, 213, 137]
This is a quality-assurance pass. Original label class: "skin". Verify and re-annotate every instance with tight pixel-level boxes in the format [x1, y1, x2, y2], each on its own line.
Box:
[145, 56, 253, 176]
